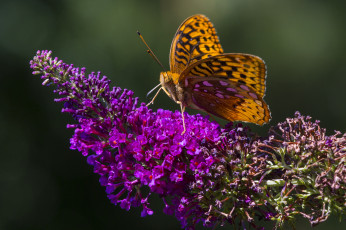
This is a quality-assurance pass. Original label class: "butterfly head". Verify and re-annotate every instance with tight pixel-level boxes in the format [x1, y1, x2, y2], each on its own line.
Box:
[159, 71, 183, 103]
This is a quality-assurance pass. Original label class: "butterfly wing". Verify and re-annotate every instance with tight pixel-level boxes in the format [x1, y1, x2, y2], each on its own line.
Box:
[189, 80, 271, 125]
[180, 54, 271, 124]
[180, 53, 267, 97]
[169, 14, 224, 75]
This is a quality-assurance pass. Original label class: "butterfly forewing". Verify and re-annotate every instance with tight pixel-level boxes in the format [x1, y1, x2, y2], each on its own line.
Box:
[180, 54, 267, 97]
[169, 15, 224, 74]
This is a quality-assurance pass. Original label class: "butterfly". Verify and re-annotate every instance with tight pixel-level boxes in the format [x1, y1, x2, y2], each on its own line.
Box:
[147, 14, 271, 132]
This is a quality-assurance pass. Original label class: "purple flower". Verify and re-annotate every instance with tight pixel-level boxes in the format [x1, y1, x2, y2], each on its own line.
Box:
[30, 50, 346, 230]
[170, 171, 184, 182]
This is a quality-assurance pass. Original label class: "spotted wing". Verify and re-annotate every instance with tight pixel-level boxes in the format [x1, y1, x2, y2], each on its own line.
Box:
[181, 54, 270, 124]
[169, 14, 224, 75]
[180, 53, 267, 97]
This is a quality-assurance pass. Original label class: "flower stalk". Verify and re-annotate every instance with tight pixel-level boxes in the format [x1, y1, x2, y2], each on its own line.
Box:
[30, 50, 345, 229]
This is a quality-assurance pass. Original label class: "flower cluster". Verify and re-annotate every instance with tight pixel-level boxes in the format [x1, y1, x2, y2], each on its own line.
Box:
[254, 112, 346, 226]
[30, 50, 345, 229]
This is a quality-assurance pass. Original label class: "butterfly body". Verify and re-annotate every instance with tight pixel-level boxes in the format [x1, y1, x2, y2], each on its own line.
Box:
[159, 71, 182, 103]
[159, 14, 271, 127]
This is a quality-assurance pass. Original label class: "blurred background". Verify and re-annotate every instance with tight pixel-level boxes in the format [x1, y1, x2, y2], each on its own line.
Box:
[0, 0, 345, 229]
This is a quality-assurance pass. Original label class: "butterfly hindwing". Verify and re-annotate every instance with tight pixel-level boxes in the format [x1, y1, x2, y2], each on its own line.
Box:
[169, 14, 224, 74]
[188, 79, 271, 124]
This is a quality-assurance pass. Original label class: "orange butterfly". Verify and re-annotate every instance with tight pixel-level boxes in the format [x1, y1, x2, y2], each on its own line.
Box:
[147, 14, 271, 132]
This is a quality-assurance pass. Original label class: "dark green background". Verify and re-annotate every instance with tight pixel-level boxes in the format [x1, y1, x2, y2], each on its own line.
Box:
[0, 0, 345, 229]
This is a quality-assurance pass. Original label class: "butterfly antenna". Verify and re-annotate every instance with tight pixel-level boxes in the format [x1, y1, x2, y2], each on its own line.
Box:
[137, 31, 185, 133]
[137, 31, 165, 71]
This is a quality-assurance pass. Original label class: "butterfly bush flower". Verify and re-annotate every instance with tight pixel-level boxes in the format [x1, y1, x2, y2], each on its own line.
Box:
[30, 50, 345, 229]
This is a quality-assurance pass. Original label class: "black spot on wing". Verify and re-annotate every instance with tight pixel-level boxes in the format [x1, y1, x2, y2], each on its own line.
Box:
[190, 67, 208, 76]
[175, 53, 188, 62]
[226, 71, 235, 79]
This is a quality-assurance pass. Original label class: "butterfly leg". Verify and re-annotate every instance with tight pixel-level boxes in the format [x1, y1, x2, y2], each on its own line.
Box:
[146, 87, 162, 106]
[177, 102, 186, 134]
